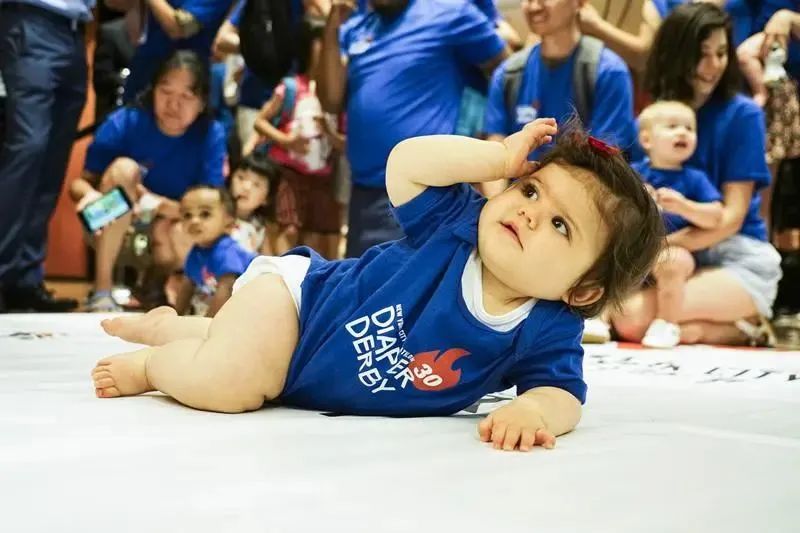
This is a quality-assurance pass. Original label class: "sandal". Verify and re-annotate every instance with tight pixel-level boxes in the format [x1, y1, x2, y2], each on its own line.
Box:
[85, 291, 123, 313]
[771, 313, 800, 350]
[734, 315, 777, 348]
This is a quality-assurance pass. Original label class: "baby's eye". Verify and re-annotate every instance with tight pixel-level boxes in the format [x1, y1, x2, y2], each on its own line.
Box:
[200, 210, 212, 219]
[181, 212, 192, 221]
[552, 217, 570, 238]
[522, 183, 538, 200]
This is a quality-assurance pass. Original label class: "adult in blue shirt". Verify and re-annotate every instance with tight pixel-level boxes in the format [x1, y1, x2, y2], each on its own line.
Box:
[0, 0, 94, 312]
[483, 0, 636, 195]
[612, 3, 783, 347]
[123, 0, 232, 102]
[318, 0, 508, 257]
[70, 51, 226, 312]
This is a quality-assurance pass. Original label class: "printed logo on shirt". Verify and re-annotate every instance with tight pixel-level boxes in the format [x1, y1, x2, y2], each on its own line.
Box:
[516, 105, 538, 125]
[345, 304, 470, 395]
[348, 36, 373, 56]
[199, 267, 217, 296]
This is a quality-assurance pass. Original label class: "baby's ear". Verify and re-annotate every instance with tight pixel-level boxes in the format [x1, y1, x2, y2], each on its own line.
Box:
[562, 285, 604, 308]
[638, 128, 652, 152]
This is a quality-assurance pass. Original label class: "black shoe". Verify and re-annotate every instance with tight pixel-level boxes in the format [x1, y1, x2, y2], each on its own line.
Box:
[4, 284, 78, 313]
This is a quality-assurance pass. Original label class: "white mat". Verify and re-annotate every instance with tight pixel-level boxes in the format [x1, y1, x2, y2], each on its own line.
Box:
[1, 314, 798, 533]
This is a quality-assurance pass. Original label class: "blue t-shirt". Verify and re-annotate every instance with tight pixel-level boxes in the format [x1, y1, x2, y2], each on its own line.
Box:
[340, 0, 505, 188]
[632, 163, 721, 233]
[484, 42, 636, 159]
[185, 235, 256, 294]
[279, 184, 586, 416]
[688, 94, 771, 241]
[228, 0, 274, 109]
[85, 106, 226, 200]
[124, 0, 233, 101]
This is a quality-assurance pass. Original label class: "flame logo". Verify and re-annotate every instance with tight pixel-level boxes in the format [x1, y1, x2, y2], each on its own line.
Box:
[408, 348, 470, 391]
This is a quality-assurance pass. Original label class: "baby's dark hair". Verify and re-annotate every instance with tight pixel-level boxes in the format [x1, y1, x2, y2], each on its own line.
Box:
[182, 185, 236, 218]
[538, 120, 666, 318]
[233, 153, 280, 220]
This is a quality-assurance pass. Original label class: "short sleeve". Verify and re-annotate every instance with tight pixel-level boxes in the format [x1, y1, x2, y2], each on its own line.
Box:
[720, 104, 770, 189]
[484, 63, 511, 136]
[339, 14, 367, 59]
[228, 0, 245, 26]
[180, 0, 232, 28]
[210, 240, 255, 277]
[507, 306, 587, 403]
[200, 121, 226, 186]
[448, 1, 505, 67]
[392, 184, 485, 248]
[84, 108, 131, 175]
[589, 61, 636, 150]
[184, 248, 203, 286]
[688, 168, 722, 203]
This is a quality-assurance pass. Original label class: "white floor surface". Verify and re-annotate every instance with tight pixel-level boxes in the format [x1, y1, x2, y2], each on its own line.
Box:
[1, 313, 799, 533]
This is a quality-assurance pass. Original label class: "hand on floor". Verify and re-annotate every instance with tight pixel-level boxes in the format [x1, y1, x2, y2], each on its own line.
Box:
[477, 398, 556, 452]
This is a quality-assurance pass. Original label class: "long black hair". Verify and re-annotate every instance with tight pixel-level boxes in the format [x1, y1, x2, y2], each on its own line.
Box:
[136, 50, 213, 125]
[645, 3, 741, 103]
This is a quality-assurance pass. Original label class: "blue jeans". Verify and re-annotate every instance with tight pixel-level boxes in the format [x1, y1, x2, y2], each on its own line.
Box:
[0, 3, 87, 287]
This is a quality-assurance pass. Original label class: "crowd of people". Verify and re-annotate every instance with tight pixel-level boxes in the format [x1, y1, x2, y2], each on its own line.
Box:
[1, 0, 799, 350]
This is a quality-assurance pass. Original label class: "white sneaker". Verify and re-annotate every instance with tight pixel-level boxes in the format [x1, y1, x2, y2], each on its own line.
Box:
[582, 318, 611, 344]
[642, 319, 681, 348]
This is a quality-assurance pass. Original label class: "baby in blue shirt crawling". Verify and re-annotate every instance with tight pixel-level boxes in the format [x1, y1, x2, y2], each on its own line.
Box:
[92, 119, 663, 452]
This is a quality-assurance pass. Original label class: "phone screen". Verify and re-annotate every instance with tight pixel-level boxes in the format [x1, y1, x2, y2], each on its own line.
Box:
[80, 187, 132, 233]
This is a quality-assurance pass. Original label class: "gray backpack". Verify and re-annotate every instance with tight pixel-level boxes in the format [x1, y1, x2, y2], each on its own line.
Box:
[502, 36, 604, 127]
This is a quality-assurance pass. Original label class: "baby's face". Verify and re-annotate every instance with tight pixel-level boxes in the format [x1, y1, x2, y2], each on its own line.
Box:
[644, 107, 697, 165]
[180, 189, 231, 248]
[478, 163, 609, 302]
[231, 169, 269, 219]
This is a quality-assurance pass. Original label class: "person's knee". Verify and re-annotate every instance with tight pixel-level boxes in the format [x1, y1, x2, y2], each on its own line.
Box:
[103, 157, 141, 191]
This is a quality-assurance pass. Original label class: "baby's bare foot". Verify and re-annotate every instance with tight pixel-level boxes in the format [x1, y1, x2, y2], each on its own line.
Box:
[101, 306, 177, 345]
[92, 348, 155, 398]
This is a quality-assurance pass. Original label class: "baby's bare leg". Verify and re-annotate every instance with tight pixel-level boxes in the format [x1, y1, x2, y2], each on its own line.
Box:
[102, 306, 211, 346]
[652, 246, 695, 323]
[92, 274, 299, 413]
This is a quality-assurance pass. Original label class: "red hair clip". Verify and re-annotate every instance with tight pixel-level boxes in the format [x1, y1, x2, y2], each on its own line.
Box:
[587, 136, 621, 157]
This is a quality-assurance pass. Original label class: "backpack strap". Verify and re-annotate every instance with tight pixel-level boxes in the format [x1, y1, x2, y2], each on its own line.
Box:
[502, 45, 534, 123]
[572, 35, 603, 126]
[272, 75, 297, 127]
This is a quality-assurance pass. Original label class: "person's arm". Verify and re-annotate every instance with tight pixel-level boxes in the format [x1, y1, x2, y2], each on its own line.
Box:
[477, 386, 580, 451]
[666, 182, 755, 251]
[737, 33, 768, 107]
[318, 1, 354, 113]
[579, 0, 661, 72]
[174, 276, 195, 316]
[146, 0, 202, 40]
[656, 189, 723, 229]
[70, 171, 102, 207]
[762, 9, 800, 57]
[317, 116, 346, 152]
[206, 274, 236, 317]
[478, 48, 510, 78]
[252, 91, 308, 154]
[212, 19, 240, 60]
[386, 118, 555, 207]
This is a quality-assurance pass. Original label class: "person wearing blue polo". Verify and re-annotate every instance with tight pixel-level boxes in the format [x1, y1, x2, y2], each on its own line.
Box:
[0, 0, 94, 312]
[318, 0, 507, 258]
[123, 0, 232, 102]
[484, 0, 636, 172]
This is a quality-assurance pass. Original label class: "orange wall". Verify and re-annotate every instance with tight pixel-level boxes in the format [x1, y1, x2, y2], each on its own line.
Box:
[44, 26, 96, 279]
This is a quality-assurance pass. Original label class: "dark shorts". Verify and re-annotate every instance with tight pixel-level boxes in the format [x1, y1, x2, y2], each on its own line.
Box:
[345, 184, 404, 258]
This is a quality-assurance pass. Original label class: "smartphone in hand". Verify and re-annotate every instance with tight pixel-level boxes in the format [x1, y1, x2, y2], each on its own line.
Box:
[78, 186, 133, 233]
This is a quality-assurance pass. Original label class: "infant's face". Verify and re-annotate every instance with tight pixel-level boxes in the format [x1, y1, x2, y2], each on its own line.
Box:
[180, 189, 231, 248]
[231, 169, 269, 219]
[645, 107, 697, 166]
[478, 163, 609, 302]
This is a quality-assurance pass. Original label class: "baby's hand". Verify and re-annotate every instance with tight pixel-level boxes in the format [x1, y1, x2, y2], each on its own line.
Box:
[477, 396, 556, 452]
[501, 118, 558, 179]
[656, 187, 687, 213]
